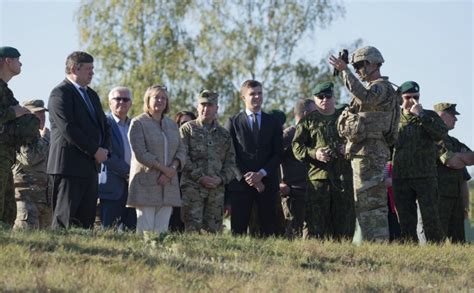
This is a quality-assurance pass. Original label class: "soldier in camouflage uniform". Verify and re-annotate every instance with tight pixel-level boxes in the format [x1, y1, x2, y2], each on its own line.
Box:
[329, 46, 398, 241]
[180, 90, 237, 233]
[13, 100, 51, 229]
[293, 82, 355, 240]
[434, 103, 471, 243]
[280, 98, 316, 238]
[392, 81, 447, 243]
[0, 46, 31, 226]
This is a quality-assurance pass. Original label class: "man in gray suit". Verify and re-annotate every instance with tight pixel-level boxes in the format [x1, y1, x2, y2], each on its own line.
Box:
[98, 86, 136, 230]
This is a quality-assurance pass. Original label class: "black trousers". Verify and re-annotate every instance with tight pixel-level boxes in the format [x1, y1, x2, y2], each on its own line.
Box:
[230, 182, 277, 237]
[51, 174, 98, 229]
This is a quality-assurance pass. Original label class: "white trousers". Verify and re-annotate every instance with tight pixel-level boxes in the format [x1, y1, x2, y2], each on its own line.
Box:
[136, 206, 172, 235]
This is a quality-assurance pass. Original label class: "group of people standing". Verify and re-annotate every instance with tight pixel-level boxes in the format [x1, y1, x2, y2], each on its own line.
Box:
[0, 45, 472, 244]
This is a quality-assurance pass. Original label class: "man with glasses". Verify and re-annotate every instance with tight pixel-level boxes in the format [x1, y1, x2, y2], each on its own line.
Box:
[392, 81, 447, 243]
[98, 86, 136, 230]
[329, 46, 399, 242]
[293, 82, 355, 240]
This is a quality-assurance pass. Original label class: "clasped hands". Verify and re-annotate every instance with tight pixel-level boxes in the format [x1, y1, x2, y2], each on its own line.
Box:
[244, 171, 265, 193]
[155, 163, 178, 186]
[198, 176, 222, 189]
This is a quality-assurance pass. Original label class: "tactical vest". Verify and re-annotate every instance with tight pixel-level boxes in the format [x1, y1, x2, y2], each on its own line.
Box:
[337, 80, 400, 146]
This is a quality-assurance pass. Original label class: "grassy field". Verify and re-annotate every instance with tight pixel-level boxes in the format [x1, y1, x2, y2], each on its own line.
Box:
[1, 228, 473, 292]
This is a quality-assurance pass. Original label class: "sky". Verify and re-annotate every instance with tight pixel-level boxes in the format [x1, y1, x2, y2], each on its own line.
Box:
[1, 0, 473, 166]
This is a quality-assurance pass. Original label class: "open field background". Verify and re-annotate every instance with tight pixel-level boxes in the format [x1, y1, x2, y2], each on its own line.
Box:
[1, 227, 473, 292]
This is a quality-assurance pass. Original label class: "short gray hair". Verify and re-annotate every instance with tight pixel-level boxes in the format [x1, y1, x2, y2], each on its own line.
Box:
[108, 86, 132, 100]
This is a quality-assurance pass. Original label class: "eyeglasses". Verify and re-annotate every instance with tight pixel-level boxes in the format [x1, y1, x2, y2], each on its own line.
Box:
[352, 61, 367, 71]
[316, 94, 333, 100]
[179, 120, 191, 126]
[402, 94, 419, 100]
[112, 97, 131, 102]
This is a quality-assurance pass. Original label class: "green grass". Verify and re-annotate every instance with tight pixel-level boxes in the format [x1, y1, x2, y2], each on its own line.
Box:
[1, 228, 473, 291]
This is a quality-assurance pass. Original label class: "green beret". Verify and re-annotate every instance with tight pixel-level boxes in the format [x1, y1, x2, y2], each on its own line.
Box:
[22, 99, 48, 112]
[313, 81, 334, 96]
[198, 90, 218, 105]
[433, 103, 460, 115]
[399, 81, 420, 94]
[0, 46, 21, 58]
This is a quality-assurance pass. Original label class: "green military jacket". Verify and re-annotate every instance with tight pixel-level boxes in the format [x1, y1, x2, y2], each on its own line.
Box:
[393, 109, 447, 179]
[180, 119, 237, 187]
[12, 131, 50, 202]
[292, 107, 352, 181]
[437, 135, 471, 198]
[0, 79, 20, 162]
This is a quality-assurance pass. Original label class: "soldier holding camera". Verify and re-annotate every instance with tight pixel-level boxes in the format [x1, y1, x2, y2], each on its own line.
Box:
[329, 46, 399, 242]
[293, 82, 355, 240]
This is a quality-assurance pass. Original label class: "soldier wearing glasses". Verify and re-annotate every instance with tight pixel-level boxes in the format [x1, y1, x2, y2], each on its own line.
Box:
[293, 82, 355, 240]
[392, 81, 447, 243]
[329, 46, 398, 242]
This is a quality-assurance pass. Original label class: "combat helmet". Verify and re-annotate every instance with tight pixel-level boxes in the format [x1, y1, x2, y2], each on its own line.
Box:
[350, 46, 384, 64]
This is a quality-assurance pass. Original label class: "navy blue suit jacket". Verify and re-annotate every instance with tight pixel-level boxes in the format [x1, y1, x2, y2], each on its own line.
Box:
[225, 111, 283, 193]
[98, 114, 130, 200]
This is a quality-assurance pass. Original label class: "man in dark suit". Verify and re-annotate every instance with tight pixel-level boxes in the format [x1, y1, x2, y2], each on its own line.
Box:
[98, 86, 136, 230]
[225, 80, 283, 236]
[47, 51, 110, 229]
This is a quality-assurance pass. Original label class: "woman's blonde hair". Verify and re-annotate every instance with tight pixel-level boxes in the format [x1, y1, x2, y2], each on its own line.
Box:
[143, 84, 169, 114]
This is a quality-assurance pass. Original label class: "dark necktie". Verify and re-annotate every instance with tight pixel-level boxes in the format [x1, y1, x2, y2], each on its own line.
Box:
[252, 113, 259, 143]
[79, 87, 97, 120]
[79, 87, 103, 144]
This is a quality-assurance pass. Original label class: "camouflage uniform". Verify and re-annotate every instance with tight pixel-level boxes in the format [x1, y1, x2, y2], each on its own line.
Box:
[293, 107, 355, 240]
[0, 78, 20, 226]
[437, 135, 471, 243]
[180, 119, 236, 233]
[393, 110, 447, 242]
[12, 130, 51, 229]
[339, 71, 396, 241]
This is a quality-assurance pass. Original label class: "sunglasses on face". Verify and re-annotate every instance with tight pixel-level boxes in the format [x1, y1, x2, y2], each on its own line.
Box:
[112, 97, 131, 102]
[352, 61, 367, 71]
[316, 94, 333, 100]
[402, 94, 419, 100]
[179, 120, 191, 126]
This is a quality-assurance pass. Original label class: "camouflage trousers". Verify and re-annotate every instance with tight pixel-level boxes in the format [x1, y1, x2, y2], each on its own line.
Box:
[181, 185, 224, 233]
[13, 200, 52, 230]
[281, 187, 306, 238]
[438, 196, 465, 243]
[393, 177, 444, 243]
[0, 164, 16, 226]
[351, 155, 389, 242]
[303, 179, 355, 240]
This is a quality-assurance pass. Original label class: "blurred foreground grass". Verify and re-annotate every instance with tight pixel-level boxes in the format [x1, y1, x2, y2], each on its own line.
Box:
[0, 228, 473, 291]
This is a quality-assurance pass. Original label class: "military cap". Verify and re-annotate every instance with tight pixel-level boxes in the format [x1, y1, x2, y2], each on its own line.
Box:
[399, 81, 420, 94]
[433, 103, 460, 115]
[313, 81, 334, 96]
[22, 99, 48, 112]
[198, 90, 218, 105]
[0, 46, 21, 58]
